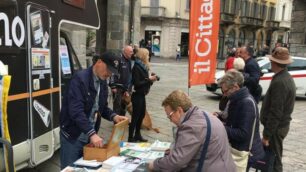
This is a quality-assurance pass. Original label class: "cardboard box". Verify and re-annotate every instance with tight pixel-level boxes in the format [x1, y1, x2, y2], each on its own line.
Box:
[83, 119, 129, 162]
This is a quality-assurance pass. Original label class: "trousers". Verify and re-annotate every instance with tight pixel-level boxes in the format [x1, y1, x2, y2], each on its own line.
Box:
[270, 126, 289, 172]
[129, 92, 146, 138]
[60, 132, 87, 169]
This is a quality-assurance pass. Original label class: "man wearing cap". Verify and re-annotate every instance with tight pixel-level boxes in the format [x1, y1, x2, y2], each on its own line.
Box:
[260, 47, 296, 172]
[59, 51, 128, 169]
[110, 45, 134, 116]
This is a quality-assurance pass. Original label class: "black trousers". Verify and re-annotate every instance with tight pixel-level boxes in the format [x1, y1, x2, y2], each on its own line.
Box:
[270, 126, 290, 172]
[129, 92, 146, 138]
[112, 89, 127, 116]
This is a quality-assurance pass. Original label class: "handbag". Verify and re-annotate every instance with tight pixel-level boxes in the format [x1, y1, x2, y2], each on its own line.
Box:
[231, 97, 257, 172]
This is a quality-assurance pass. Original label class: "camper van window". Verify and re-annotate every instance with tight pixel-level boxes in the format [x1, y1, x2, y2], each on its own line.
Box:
[60, 33, 82, 74]
[60, 39, 72, 76]
[29, 9, 50, 49]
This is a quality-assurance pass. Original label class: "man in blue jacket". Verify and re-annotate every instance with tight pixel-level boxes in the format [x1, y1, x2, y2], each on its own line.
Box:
[60, 51, 128, 169]
[239, 46, 262, 103]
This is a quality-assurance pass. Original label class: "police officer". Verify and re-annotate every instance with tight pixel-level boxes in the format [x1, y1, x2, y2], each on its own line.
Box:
[110, 46, 134, 116]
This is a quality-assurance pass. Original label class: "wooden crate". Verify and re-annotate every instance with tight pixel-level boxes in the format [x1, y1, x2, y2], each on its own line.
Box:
[83, 119, 129, 162]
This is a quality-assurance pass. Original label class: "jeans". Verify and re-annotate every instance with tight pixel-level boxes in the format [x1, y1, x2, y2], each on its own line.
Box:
[60, 132, 87, 169]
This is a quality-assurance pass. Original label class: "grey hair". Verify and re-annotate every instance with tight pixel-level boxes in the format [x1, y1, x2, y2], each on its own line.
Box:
[219, 69, 244, 88]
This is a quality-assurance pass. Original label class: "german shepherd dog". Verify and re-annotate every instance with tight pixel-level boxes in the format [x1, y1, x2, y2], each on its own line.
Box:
[122, 94, 160, 133]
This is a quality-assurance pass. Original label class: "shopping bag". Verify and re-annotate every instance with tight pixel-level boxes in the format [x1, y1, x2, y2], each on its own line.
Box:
[231, 146, 250, 172]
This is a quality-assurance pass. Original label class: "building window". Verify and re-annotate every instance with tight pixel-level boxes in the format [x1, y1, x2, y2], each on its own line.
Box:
[186, 0, 190, 10]
[241, 0, 248, 16]
[282, 4, 286, 20]
[253, 3, 258, 18]
[235, 0, 241, 15]
[230, 0, 236, 14]
[269, 6, 276, 20]
[225, 0, 231, 13]
[261, 4, 267, 20]
[221, 0, 225, 12]
[239, 30, 245, 45]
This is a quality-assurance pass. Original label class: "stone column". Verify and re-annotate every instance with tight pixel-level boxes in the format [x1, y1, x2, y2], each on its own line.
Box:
[289, 0, 306, 56]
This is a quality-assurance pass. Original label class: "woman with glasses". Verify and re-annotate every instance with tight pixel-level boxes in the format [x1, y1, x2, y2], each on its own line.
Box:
[128, 48, 158, 142]
[219, 69, 264, 170]
[149, 90, 236, 172]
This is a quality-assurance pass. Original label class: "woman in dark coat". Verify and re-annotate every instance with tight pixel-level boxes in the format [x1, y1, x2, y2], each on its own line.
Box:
[128, 48, 157, 142]
[219, 69, 265, 168]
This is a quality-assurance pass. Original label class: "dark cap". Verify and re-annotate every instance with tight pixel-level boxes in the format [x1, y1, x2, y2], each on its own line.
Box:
[93, 51, 120, 75]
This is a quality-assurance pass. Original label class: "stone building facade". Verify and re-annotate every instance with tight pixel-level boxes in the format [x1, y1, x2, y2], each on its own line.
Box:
[289, 0, 306, 57]
[140, 0, 190, 58]
[106, 0, 141, 52]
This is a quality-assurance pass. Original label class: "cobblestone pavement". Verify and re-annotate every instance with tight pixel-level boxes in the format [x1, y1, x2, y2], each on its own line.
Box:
[21, 57, 306, 172]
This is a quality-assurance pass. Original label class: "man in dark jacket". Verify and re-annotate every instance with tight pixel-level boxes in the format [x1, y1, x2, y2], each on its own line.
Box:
[260, 47, 296, 172]
[219, 69, 264, 169]
[59, 52, 128, 169]
[110, 46, 133, 116]
[239, 46, 262, 103]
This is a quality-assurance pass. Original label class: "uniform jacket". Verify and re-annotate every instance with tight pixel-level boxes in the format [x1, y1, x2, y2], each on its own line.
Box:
[132, 60, 152, 95]
[110, 54, 132, 90]
[260, 69, 296, 140]
[60, 66, 115, 140]
[153, 106, 236, 172]
[244, 57, 261, 102]
[225, 87, 264, 163]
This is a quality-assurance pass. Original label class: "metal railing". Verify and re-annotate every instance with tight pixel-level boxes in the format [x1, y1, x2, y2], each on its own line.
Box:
[220, 12, 235, 23]
[266, 20, 280, 29]
[240, 16, 264, 27]
[141, 6, 166, 18]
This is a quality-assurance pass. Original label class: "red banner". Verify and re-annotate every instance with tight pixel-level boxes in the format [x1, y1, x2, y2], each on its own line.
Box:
[188, 0, 220, 87]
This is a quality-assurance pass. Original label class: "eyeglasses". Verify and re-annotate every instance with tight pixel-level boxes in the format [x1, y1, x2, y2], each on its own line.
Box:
[167, 111, 175, 120]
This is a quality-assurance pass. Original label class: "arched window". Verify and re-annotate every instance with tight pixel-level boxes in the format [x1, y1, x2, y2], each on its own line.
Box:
[226, 29, 236, 48]
[218, 29, 225, 59]
[282, 4, 286, 20]
[239, 30, 245, 45]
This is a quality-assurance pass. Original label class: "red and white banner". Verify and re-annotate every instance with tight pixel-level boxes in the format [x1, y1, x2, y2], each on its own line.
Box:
[188, 0, 220, 87]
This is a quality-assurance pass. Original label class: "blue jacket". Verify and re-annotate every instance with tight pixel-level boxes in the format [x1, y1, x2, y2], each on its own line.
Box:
[60, 66, 115, 141]
[225, 87, 264, 163]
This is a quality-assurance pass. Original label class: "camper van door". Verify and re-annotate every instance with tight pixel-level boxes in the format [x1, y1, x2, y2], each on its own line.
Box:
[26, 4, 54, 165]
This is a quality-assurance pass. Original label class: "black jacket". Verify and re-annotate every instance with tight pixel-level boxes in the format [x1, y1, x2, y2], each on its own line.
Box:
[260, 69, 296, 140]
[110, 54, 132, 90]
[132, 60, 152, 95]
[244, 57, 262, 102]
[225, 87, 264, 163]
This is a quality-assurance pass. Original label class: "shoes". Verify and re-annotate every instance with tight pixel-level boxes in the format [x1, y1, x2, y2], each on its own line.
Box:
[128, 137, 137, 142]
[134, 136, 148, 142]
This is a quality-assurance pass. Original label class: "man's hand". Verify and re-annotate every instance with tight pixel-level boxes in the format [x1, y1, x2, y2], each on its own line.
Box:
[149, 75, 157, 82]
[148, 161, 154, 171]
[262, 137, 269, 146]
[213, 112, 221, 117]
[113, 115, 128, 123]
[89, 134, 103, 148]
